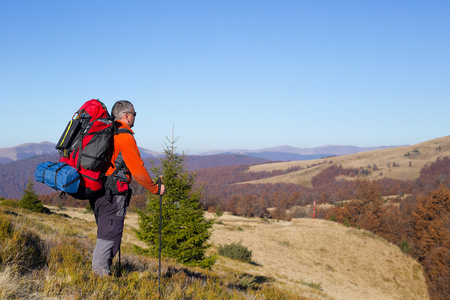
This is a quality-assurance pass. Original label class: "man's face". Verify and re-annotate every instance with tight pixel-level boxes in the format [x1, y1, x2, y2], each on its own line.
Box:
[125, 106, 136, 128]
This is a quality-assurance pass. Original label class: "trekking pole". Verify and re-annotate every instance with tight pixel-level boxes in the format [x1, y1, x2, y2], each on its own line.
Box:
[157, 176, 163, 299]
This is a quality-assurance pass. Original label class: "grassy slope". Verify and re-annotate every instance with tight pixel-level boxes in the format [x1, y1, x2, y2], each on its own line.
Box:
[244, 136, 450, 186]
[41, 206, 428, 300]
[0, 206, 303, 300]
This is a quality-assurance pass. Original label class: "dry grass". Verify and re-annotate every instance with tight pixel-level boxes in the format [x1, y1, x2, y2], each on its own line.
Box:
[245, 136, 450, 186]
[1, 206, 304, 299]
[45, 206, 429, 300]
[208, 213, 428, 300]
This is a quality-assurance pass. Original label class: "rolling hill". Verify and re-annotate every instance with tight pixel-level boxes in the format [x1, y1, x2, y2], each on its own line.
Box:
[244, 136, 450, 186]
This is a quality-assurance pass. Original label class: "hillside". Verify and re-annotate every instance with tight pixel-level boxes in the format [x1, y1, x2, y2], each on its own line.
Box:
[38, 206, 429, 300]
[244, 136, 450, 186]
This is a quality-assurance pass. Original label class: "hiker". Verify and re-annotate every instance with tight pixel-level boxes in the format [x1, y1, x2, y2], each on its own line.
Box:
[90, 100, 165, 276]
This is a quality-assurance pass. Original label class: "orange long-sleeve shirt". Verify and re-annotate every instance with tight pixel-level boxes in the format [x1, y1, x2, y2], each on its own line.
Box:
[105, 121, 159, 194]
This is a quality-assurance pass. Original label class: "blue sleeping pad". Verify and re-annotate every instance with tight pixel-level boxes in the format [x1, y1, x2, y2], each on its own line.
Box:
[35, 162, 80, 193]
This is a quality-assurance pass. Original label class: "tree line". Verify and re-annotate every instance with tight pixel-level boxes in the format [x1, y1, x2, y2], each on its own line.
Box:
[195, 163, 415, 218]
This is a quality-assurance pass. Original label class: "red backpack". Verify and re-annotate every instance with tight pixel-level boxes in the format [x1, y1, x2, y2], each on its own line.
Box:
[56, 99, 115, 200]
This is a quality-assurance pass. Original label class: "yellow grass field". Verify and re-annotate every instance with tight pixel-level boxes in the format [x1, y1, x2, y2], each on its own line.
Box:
[244, 136, 450, 187]
[52, 206, 429, 300]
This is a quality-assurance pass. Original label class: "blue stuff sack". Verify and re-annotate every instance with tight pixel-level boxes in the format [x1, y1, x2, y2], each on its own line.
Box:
[35, 162, 80, 193]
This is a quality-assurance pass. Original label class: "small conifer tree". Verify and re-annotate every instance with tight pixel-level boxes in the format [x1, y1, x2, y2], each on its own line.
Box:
[215, 204, 223, 217]
[134, 134, 216, 268]
[19, 179, 49, 213]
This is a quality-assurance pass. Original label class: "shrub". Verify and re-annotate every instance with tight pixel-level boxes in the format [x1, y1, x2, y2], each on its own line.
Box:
[218, 241, 252, 263]
[0, 214, 14, 241]
[328, 214, 336, 222]
[0, 215, 47, 274]
[48, 238, 91, 275]
[229, 274, 259, 290]
[270, 207, 287, 221]
[0, 199, 19, 208]
[400, 240, 412, 255]
[343, 218, 351, 227]
[215, 205, 223, 217]
[85, 203, 93, 214]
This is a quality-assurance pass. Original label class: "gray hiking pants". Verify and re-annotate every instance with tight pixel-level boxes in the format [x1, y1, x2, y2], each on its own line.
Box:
[91, 194, 127, 276]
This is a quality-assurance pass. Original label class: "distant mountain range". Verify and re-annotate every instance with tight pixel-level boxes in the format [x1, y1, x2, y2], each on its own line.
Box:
[0, 141, 163, 163]
[198, 145, 401, 161]
[0, 142, 401, 164]
[0, 142, 56, 163]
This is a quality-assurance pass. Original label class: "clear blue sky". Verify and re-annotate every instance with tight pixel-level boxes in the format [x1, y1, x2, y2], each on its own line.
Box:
[1, 1, 448, 154]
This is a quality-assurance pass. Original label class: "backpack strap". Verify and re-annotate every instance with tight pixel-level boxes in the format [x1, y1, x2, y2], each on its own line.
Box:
[116, 128, 133, 136]
[104, 128, 133, 202]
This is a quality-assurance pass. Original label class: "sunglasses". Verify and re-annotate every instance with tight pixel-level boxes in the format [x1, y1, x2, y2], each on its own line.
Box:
[125, 111, 137, 117]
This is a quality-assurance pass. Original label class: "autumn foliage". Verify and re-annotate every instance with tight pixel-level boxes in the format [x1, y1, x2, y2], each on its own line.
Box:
[413, 185, 450, 299]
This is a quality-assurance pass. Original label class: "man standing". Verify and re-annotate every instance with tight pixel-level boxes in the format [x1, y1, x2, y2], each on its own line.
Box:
[90, 100, 165, 276]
